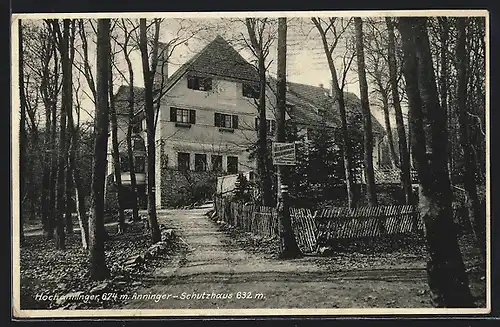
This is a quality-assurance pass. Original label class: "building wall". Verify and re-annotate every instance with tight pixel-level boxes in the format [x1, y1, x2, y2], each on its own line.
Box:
[109, 73, 386, 209]
[155, 75, 276, 207]
[107, 113, 147, 183]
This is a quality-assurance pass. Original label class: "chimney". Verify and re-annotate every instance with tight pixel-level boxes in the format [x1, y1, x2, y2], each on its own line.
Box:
[319, 83, 324, 89]
[154, 42, 169, 88]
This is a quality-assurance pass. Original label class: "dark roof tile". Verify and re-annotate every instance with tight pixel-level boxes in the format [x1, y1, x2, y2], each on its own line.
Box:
[113, 36, 384, 136]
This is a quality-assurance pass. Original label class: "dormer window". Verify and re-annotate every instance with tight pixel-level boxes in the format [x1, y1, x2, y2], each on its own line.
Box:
[187, 75, 212, 91]
[242, 83, 259, 99]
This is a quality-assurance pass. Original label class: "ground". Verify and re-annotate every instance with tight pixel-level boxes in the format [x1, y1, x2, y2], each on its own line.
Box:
[121, 205, 486, 309]
[19, 205, 486, 311]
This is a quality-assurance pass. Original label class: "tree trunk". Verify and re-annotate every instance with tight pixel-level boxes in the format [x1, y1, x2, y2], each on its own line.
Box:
[40, 26, 55, 238]
[41, 130, 51, 235]
[354, 17, 378, 207]
[398, 17, 474, 308]
[276, 17, 301, 259]
[109, 54, 126, 234]
[54, 19, 72, 250]
[65, 155, 74, 234]
[66, 21, 89, 248]
[312, 18, 357, 208]
[124, 50, 140, 222]
[455, 17, 485, 260]
[89, 18, 111, 280]
[379, 86, 398, 168]
[386, 17, 413, 204]
[48, 87, 57, 240]
[139, 18, 161, 243]
[245, 19, 272, 207]
[257, 56, 272, 207]
[69, 146, 89, 249]
[65, 97, 74, 235]
[438, 17, 453, 181]
[27, 163, 38, 222]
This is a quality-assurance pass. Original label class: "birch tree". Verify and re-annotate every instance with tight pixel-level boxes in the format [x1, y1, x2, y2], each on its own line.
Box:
[398, 16, 474, 308]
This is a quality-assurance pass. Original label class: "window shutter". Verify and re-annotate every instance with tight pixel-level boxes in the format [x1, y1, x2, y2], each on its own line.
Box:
[253, 86, 260, 98]
[271, 120, 276, 135]
[215, 113, 221, 127]
[232, 115, 239, 129]
[170, 107, 177, 122]
[189, 110, 196, 124]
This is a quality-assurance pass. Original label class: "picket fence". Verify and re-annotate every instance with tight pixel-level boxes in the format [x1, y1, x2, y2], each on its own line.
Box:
[289, 205, 423, 253]
[214, 197, 476, 254]
[214, 197, 279, 239]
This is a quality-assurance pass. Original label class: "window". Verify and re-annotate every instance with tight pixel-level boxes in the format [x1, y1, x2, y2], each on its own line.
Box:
[215, 113, 238, 129]
[177, 109, 190, 123]
[211, 155, 222, 172]
[195, 154, 207, 172]
[187, 75, 212, 91]
[255, 118, 276, 136]
[178, 152, 190, 171]
[227, 156, 238, 174]
[242, 83, 259, 98]
[170, 107, 195, 124]
[135, 156, 145, 173]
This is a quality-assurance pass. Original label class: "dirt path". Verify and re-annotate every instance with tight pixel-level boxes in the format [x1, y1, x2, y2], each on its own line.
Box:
[121, 206, 444, 309]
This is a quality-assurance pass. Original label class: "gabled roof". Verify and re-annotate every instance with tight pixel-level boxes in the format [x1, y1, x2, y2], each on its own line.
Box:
[114, 35, 259, 115]
[189, 35, 259, 82]
[267, 78, 385, 135]
[113, 35, 384, 137]
[113, 85, 146, 115]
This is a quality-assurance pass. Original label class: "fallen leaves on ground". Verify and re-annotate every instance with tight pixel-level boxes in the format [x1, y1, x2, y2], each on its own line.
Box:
[217, 224, 280, 259]
[20, 222, 180, 310]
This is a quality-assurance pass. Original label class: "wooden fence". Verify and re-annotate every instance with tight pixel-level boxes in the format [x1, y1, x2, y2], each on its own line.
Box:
[289, 208, 317, 254]
[214, 197, 279, 239]
[290, 205, 423, 253]
[215, 196, 479, 254]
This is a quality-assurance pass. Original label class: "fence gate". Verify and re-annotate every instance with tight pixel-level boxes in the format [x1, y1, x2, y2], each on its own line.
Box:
[289, 207, 317, 253]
